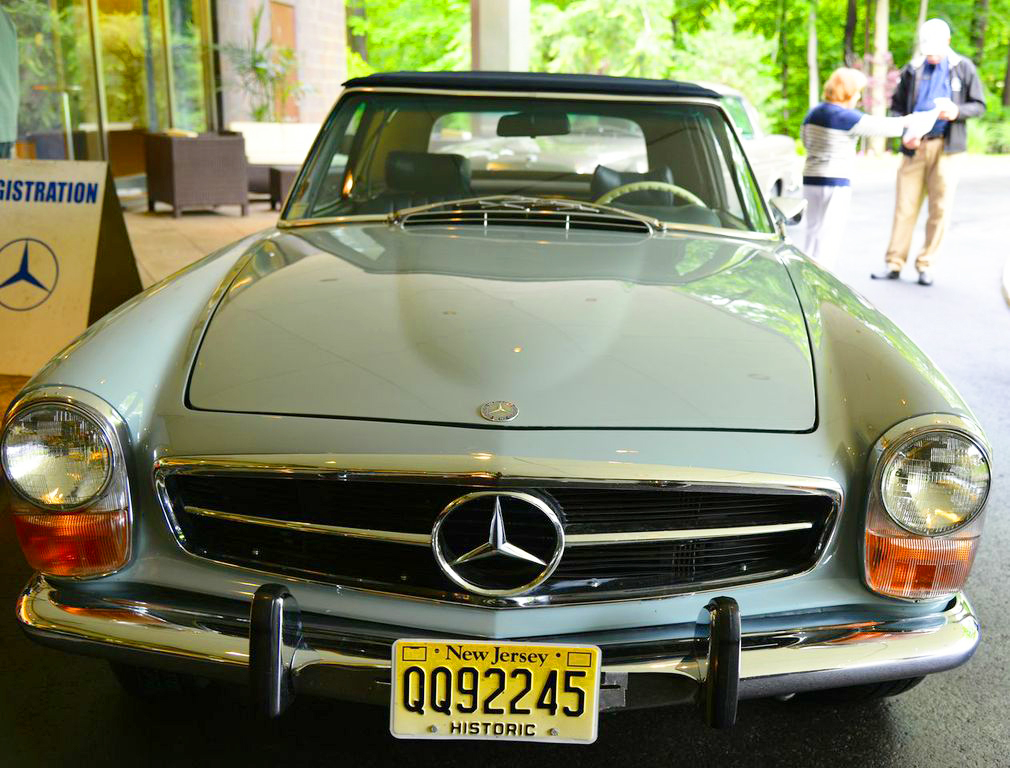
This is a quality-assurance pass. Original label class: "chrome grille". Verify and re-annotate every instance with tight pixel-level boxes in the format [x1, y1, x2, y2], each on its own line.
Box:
[396, 196, 659, 235]
[400, 209, 653, 234]
[159, 468, 837, 606]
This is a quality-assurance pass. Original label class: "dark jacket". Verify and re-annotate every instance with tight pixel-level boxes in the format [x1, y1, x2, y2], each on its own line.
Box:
[890, 50, 986, 155]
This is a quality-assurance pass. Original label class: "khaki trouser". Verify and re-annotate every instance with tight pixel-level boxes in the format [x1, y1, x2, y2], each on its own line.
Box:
[884, 139, 961, 272]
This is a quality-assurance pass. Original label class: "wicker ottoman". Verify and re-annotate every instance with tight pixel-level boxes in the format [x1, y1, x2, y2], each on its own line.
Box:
[145, 133, 249, 217]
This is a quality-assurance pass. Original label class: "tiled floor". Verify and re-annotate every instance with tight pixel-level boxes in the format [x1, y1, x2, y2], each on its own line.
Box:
[127, 202, 278, 287]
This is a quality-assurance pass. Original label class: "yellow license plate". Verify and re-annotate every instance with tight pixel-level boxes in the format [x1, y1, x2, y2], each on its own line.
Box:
[390, 639, 601, 744]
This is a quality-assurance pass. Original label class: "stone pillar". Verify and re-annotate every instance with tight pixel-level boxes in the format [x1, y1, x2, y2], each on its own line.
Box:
[471, 0, 530, 71]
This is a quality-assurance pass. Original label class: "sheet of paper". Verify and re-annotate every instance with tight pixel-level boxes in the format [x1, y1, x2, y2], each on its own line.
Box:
[904, 107, 942, 140]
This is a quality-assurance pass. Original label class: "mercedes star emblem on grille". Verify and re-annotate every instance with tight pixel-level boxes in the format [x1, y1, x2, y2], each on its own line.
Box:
[478, 400, 519, 422]
[432, 491, 565, 596]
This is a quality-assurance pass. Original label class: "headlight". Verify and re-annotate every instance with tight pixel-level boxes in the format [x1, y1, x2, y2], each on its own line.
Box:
[880, 431, 989, 536]
[2, 394, 131, 578]
[864, 419, 992, 601]
[1, 404, 113, 510]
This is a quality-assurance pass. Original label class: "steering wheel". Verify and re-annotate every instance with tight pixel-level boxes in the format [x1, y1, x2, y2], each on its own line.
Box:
[594, 181, 707, 209]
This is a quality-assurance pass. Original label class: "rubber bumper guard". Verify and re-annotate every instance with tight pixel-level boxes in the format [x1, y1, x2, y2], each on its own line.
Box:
[248, 585, 744, 726]
[702, 596, 741, 728]
[249, 584, 304, 718]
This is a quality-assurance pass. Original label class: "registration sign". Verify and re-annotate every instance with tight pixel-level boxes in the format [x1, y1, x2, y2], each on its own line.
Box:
[390, 639, 601, 744]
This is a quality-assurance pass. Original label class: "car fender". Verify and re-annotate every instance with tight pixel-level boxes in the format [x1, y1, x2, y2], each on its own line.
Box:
[15, 232, 270, 443]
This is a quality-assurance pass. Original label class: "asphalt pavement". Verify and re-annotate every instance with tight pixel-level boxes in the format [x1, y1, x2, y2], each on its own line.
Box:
[1, 156, 1008, 767]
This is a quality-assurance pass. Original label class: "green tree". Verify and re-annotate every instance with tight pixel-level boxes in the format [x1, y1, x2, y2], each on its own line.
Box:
[669, 6, 783, 129]
[345, 0, 470, 74]
[532, 0, 674, 78]
[338, 0, 1010, 148]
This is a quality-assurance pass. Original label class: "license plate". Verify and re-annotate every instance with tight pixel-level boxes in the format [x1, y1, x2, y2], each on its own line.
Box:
[390, 639, 601, 744]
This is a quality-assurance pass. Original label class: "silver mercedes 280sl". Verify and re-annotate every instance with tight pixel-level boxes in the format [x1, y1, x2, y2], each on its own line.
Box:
[3, 72, 991, 743]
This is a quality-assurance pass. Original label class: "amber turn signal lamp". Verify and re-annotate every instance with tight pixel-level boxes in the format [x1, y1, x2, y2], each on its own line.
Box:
[13, 509, 130, 577]
[865, 531, 979, 600]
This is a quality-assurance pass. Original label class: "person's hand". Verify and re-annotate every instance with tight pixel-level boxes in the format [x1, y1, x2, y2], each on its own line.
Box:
[903, 135, 922, 150]
[935, 98, 959, 121]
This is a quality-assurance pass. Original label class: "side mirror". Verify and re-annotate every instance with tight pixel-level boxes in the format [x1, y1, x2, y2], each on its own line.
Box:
[770, 196, 807, 225]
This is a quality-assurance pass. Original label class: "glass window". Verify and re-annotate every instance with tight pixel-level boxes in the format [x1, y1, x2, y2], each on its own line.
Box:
[9, 0, 211, 174]
[167, 0, 210, 133]
[286, 92, 773, 234]
[723, 96, 755, 140]
[428, 112, 647, 174]
[726, 124, 768, 228]
[9, 0, 101, 161]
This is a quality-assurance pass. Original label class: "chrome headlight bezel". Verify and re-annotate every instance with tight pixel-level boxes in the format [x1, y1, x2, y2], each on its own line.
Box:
[1, 401, 117, 512]
[875, 422, 991, 538]
[1, 386, 135, 580]
[863, 413, 992, 602]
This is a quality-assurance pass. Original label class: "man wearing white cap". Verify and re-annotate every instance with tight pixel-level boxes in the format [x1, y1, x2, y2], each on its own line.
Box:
[872, 18, 986, 286]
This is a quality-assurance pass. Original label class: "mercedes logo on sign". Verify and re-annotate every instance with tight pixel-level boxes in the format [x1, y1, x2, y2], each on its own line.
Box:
[432, 491, 565, 597]
[0, 238, 59, 311]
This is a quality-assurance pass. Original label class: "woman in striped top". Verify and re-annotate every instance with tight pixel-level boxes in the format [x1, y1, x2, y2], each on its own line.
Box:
[800, 68, 917, 269]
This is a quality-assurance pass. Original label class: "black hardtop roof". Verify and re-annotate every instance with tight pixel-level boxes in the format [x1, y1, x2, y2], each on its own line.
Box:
[342, 71, 722, 100]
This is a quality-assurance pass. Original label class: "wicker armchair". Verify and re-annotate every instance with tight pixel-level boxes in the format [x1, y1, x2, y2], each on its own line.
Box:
[145, 133, 249, 217]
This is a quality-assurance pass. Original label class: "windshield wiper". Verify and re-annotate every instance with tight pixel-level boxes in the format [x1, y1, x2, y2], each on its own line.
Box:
[389, 195, 666, 232]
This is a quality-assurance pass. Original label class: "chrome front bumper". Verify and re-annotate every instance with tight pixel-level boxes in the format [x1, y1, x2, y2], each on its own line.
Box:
[18, 575, 979, 713]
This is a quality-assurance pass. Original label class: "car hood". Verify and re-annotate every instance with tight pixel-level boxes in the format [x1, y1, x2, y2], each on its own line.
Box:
[187, 223, 816, 430]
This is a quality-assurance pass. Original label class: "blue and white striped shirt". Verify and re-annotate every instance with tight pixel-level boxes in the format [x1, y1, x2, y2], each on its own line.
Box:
[801, 103, 907, 186]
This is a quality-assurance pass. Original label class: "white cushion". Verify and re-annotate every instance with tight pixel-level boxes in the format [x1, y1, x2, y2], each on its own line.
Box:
[228, 122, 322, 167]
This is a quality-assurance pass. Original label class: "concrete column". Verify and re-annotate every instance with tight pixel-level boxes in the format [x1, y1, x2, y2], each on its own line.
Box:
[471, 0, 530, 71]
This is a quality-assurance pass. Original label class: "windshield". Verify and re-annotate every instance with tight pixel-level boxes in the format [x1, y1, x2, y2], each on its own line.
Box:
[284, 91, 774, 234]
[723, 96, 756, 139]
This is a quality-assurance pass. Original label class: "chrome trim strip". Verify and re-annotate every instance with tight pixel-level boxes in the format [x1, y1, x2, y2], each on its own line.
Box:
[18, 576, 979, 703]
[182, 505, 432, 546]
[153, 455, 844, 496]
[154, 457, 842, 608]
[565, 522, 814, 546]
[278, 214, 388, 229]
[181, 504, 813, 548]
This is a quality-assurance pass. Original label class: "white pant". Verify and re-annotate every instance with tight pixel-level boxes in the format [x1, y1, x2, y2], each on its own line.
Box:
[800, 184, 852, 271]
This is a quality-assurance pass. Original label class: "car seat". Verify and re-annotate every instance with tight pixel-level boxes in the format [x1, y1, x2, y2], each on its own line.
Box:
[590, 165, 676, 206]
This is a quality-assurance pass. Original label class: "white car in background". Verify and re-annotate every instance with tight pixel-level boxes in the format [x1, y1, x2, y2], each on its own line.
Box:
[702, 83, 801, 198]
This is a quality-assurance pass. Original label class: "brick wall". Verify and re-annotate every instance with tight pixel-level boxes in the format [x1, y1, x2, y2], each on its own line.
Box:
[294, 0, 346, 122]
[216, 0, 346, 125]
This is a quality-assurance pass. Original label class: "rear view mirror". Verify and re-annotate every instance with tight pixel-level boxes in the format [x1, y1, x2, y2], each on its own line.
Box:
[497, 112, 571, 137]
[770, 196, 807, 225]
